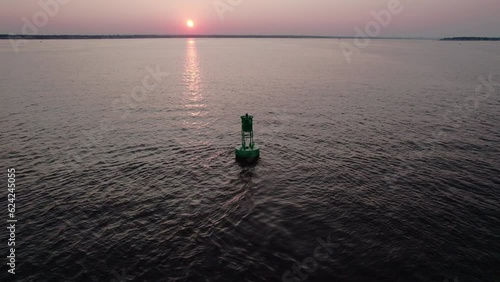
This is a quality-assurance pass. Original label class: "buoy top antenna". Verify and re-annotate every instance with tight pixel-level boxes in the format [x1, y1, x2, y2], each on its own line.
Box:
[241, 114, 253, 132]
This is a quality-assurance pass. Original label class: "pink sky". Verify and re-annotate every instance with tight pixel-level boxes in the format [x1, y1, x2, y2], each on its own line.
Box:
[0, 0, 498, 37]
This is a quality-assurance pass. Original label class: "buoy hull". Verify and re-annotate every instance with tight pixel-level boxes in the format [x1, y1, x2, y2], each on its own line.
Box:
[235, 145, 260, 160]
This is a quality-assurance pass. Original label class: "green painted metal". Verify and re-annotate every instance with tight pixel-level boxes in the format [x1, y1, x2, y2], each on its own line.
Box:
[235, 145, 260, 159]
[241, 114, 253, 132]
[235, 113, 260, 160]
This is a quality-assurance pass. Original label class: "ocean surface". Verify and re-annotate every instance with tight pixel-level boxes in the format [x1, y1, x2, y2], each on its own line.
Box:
[1, 39, 499, 282]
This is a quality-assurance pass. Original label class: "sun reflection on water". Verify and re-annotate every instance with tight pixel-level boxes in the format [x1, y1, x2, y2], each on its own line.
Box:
[182, 39, 207, 124]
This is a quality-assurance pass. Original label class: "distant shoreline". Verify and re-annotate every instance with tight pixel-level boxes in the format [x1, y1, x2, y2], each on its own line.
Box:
[440, 37, 500, 41]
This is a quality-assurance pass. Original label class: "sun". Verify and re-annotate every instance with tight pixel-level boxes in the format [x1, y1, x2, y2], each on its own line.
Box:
[187, 20, 194, 28]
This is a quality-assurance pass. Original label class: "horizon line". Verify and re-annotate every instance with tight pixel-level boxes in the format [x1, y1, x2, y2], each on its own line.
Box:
[1, 34, 499, 40]
[0, 34, 441, 39]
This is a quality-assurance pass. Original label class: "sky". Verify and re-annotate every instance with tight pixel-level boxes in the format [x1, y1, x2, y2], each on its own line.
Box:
[0, 0, 498, 37]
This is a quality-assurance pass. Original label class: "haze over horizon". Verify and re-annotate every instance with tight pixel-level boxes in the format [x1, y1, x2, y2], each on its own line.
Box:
[1, 0, 499, 38]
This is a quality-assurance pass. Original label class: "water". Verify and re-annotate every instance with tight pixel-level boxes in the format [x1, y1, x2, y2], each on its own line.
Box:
[1, 39, 499, 282]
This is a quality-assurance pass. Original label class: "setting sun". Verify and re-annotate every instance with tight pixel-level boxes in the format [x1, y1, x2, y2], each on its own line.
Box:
[187, 20, 194, 28]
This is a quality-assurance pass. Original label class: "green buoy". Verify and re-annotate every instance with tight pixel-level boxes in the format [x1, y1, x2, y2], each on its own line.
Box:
[235, 113, 260, 161]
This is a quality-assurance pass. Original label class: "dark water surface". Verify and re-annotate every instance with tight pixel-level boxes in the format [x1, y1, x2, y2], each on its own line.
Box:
[1, 39, 500, 281]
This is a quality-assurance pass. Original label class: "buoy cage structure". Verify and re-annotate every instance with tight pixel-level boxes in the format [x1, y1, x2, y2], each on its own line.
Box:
[235, 114, 260, 160]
